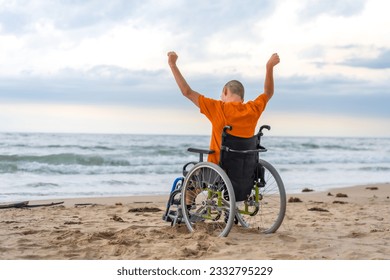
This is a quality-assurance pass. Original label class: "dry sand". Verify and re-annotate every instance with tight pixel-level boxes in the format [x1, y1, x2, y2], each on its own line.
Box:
[0, 183, 389, 260]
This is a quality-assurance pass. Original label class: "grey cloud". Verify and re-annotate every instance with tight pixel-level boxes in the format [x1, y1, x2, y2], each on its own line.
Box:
[133, 0, 276, 53]
[0, 10, 29, 33]
[51, 0, 144, 30]
[1, 67, 389, 120]
[299, 0, 366, 19]
[190, 73, 390, 119]
[138, 0, 275, 26]
[0, 65, 173, 107]
[266, 75, 390, 118]
[0, 0, 275, 35]
[340, 49, 390, 69]
[300, 46, 390, 70]
[57, 65, 165, 83]
[0, 0, 143, 34]
[276, 75, 370, 95]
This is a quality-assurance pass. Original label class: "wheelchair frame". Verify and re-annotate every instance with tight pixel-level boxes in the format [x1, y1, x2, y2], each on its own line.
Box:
[163, 125, 286, 237]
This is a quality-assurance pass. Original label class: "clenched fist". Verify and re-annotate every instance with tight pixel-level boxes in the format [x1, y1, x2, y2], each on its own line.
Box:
[167, 51, 178, 67]
[266, 53, 280, 69]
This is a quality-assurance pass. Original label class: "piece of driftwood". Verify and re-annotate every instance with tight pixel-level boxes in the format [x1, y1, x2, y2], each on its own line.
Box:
[0, 201, 29, 209]
[0, 201, 64, 209]
[25, 201, 64, 208]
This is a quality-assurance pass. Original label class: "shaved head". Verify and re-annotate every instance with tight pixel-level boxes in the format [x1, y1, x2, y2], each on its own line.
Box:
[224, 80, 244, 100]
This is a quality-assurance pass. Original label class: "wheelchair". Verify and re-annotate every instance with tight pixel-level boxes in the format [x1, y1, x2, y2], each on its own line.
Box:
[162, 125, 286, 237]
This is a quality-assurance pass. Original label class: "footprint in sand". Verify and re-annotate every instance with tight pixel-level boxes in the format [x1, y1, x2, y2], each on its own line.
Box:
[278, 234, 297, 242]
[338, 231, 367, 239]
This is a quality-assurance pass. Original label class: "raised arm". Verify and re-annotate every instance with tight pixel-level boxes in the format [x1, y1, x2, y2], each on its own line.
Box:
[167, 51, 200, 107]
[264, 53, 280, 100]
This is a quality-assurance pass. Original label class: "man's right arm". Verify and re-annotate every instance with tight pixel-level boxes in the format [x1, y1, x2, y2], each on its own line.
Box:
[263, 53, 280, 100]
[167, 51, 200, 107]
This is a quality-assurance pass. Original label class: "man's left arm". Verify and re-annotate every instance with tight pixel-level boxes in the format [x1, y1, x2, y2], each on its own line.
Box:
[167, 51, 201, 107]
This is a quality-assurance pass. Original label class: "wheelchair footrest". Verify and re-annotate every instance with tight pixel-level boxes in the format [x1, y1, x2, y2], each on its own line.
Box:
[162, 209, 182, 226]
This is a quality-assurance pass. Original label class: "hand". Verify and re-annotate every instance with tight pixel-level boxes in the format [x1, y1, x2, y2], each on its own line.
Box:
[266, 53, 280, 69]
[167, 51, 178, 66]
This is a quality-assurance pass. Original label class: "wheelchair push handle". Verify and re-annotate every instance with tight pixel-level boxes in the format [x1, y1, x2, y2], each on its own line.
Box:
[223, 125, 232, 133]
[222, 125, 233, 137]
[258, 125, 271, 136]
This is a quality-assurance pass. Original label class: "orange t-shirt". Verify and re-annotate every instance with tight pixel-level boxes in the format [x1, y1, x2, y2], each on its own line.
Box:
[199, 93, 269, 164]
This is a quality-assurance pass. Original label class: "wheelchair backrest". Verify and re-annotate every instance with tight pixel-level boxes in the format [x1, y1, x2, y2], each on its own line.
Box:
[219, 129, 260, 202]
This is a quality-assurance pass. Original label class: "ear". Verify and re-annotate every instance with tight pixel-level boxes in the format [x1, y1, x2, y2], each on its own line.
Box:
[223, 87, 228, 96]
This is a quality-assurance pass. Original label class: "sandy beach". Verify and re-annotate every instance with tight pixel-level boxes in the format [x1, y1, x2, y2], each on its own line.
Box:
[0, 183, 389, 260]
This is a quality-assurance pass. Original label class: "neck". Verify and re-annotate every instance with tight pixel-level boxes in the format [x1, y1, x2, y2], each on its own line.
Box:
[227, 95, 243, 103]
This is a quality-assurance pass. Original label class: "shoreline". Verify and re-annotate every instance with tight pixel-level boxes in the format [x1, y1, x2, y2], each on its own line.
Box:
[3, 181, 389, 207]
[0, 183, 389, 260]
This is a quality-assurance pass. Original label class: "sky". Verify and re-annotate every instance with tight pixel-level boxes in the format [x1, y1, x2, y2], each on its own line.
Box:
[0, 0, 389, 137]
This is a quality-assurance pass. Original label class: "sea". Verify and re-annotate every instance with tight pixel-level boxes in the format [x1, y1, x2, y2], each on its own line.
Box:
[0, 132, 389, 203]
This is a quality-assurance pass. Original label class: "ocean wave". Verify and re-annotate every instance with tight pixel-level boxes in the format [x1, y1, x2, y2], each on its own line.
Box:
[46, 145, 115, 151]
[358, 166, 390, 172]
[298, 143, 369, 151]
[25, 182, 60, 188]
[0, 155, 183, 175]
[1, 142, 116, 151]
[0, 153, 130, 167]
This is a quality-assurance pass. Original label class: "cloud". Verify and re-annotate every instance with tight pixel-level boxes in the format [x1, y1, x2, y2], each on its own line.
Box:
[0, 0, 142, 33]
[261, 111, 390, 137]
[138, 0, 276, 32]
[1, 65, 389, 122]
[299, 0, 366, 19]
[0, 0, 275, 38]
[267, 75, 390, 119]
[340, 48, 390, 69]
[0, 66, 176, 107]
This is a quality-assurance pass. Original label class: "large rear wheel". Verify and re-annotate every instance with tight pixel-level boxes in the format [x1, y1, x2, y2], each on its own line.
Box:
[181, 162, 236, 237]
[235, 159, 286, 233]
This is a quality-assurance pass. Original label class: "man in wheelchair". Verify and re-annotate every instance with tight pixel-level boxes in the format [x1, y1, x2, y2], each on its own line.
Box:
[167, 51, 279, 164]
[163, 51, 285, 237]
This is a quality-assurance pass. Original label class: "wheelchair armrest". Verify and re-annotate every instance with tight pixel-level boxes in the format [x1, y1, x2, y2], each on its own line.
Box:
[187, 148, 215, 154]
[187, 148, 215, 162]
